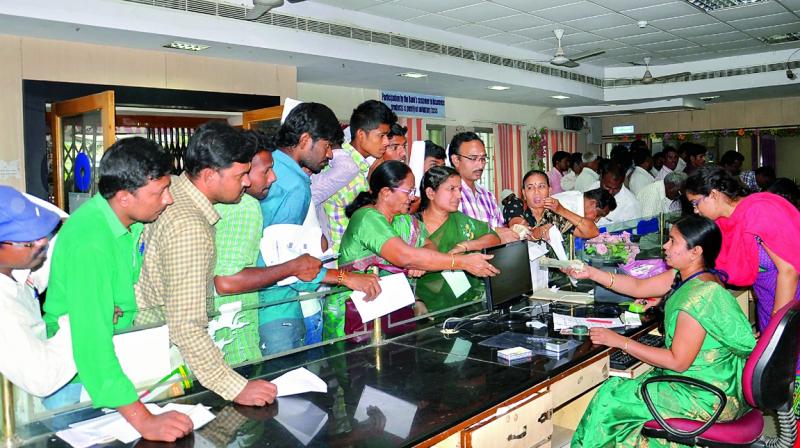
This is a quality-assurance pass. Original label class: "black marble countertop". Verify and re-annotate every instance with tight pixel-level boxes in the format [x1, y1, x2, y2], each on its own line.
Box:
[21, 306, 658, 447]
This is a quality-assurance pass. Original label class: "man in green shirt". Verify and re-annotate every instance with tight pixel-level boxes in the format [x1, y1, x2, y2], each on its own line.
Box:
[44, 137, 193, 442]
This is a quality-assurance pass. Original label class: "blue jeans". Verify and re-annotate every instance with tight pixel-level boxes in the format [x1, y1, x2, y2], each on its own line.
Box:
[259, 318, 305, 356]
[42, 382, 82, 410]
[303, 311, 323, 345]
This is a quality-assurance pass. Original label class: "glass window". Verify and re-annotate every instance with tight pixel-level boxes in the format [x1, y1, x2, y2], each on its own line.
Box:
[474, 127, 495, 195]
[426, 124, 445, 148]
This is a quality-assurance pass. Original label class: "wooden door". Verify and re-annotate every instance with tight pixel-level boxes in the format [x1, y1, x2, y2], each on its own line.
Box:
[242, 105, 283, 135]
[51, 91, 115, 212]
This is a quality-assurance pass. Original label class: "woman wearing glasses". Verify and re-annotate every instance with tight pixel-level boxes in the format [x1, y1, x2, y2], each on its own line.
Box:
[414, 166, 501, 313]
[685, 166, 800, 415]
[685, 166, 800, 336]
[322, 161, 499, 339]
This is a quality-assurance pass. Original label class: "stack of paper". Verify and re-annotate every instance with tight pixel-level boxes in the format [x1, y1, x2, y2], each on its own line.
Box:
[57, 403, 215, 448]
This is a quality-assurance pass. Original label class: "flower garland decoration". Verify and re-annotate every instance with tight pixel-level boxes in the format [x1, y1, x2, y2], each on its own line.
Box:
[621, 126, 800, 145]
[584, 231, 641, 264]
[528, 127, 548, 169]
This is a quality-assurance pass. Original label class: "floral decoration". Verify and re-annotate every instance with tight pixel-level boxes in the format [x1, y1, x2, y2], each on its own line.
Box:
[584, 231, 640, 264]
[528, 127, 548, 169]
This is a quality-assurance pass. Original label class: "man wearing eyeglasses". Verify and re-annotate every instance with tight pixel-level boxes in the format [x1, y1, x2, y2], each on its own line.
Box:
[0, 186, 76, 398]
[257, 103, 380, 354]
[449, 131, 516, 243]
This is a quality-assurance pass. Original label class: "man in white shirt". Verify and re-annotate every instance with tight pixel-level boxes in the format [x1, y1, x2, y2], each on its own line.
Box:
[590, 165, 642, 226]
[637, 172, 687, 218]
[628, 146, 655, 195]
[654, 146, 680, 181]
[574, 151, 600, 192]
[650, 151, 664, 178]
[0, 186, 76, 397]
[560, 152, 583, 192]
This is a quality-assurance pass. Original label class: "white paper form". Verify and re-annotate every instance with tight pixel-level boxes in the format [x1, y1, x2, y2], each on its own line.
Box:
[260, 224, 324, 286]
[57, 403, 215, 447]
[441, 270, 470, 298]
[113, 325, 171, 387]
[354, 385, 418, 439]
[280, 98, 303, 124]
[274, 397, 329, 445]
[551, 313, 625, 331]
[407, 141, 426, 194]
[349, 273, 415, 324]
[272, 367, 327, 397]
[528, 241, 549, 290]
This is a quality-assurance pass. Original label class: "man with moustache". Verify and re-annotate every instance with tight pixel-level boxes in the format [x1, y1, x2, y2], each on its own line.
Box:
[321, 100, 397, 253]
[44, 138, 192, 442]
[448, 131, 516, 243]
[136, 122, 278, 409]
[258, 103, 380, 354]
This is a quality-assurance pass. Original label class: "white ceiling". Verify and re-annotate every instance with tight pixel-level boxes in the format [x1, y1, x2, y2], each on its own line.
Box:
[309, 0, 800, 66]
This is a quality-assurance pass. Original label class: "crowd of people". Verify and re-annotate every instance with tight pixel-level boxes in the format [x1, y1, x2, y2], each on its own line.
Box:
[1, 97, 799, 444]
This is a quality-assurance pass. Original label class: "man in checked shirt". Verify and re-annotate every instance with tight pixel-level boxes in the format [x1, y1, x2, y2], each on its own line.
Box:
[136, 121, 277, 407]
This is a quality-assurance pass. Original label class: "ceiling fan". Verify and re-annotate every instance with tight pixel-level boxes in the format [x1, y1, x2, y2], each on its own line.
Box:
[638, 57, 691, 84]
[245, 0, 307, 20]
[544, 29, 605, 68]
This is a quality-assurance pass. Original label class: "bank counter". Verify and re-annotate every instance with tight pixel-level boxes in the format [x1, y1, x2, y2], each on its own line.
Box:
[18, 305, 658, 448]
[5, 212, 725, 447]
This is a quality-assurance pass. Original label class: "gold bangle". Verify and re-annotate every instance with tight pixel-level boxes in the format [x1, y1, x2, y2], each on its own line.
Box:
[576, 217, 585, 228]
[457, 243, 469, 252]
[623, 339, 629, 352]
[450, 254, 456, 269]
[607, 271, 615, 289]
[337, 270, 347, 286]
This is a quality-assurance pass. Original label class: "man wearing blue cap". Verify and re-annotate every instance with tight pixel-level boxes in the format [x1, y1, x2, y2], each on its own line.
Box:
[44, 137, 193, 443]
[0, 186, 76, 397]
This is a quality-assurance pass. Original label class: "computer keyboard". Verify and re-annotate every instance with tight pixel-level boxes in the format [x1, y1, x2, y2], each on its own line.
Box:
[609, 334, 665, 370]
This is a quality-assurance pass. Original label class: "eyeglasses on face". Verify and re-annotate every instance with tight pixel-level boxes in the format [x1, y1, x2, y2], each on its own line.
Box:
[457, 154, 489, 164]
[1, 241, 39, 248]
[690, 196, 707, 209]
[393, 186, 418, 197]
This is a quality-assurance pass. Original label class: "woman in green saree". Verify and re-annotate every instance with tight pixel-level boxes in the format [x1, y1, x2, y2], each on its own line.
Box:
[414, 166, 501, 313]
[323, 160, 499, 340]
[564, 215, 755, 447]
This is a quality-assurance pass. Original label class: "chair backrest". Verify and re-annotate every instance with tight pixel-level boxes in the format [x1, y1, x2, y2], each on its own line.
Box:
[742, 300, 800, 410]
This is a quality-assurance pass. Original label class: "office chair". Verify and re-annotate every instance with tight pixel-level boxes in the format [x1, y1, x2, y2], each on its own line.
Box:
[639, 300, 800, 447]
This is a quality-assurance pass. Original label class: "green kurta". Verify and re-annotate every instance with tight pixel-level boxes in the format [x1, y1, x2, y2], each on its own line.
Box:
[322, 208, 424, 339]
[415, 212, 496, 313]
[572, 279, 755, 448]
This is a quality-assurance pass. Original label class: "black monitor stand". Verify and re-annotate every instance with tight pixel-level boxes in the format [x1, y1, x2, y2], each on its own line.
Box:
[489, 306, 531, 329]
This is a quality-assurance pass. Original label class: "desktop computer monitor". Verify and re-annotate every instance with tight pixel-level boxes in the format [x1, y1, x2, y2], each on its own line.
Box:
[482, 241, 533, 314]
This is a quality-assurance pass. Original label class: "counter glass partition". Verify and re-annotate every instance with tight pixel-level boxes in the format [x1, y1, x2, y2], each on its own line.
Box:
[7, 214, 681, 443]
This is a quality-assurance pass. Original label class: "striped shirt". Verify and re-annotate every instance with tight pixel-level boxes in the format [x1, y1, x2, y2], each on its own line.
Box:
[136, 173, 247, 401]
[212, 194, 263, 366]
[458, 179, 505, 229]
[322, 143, 371, 254]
